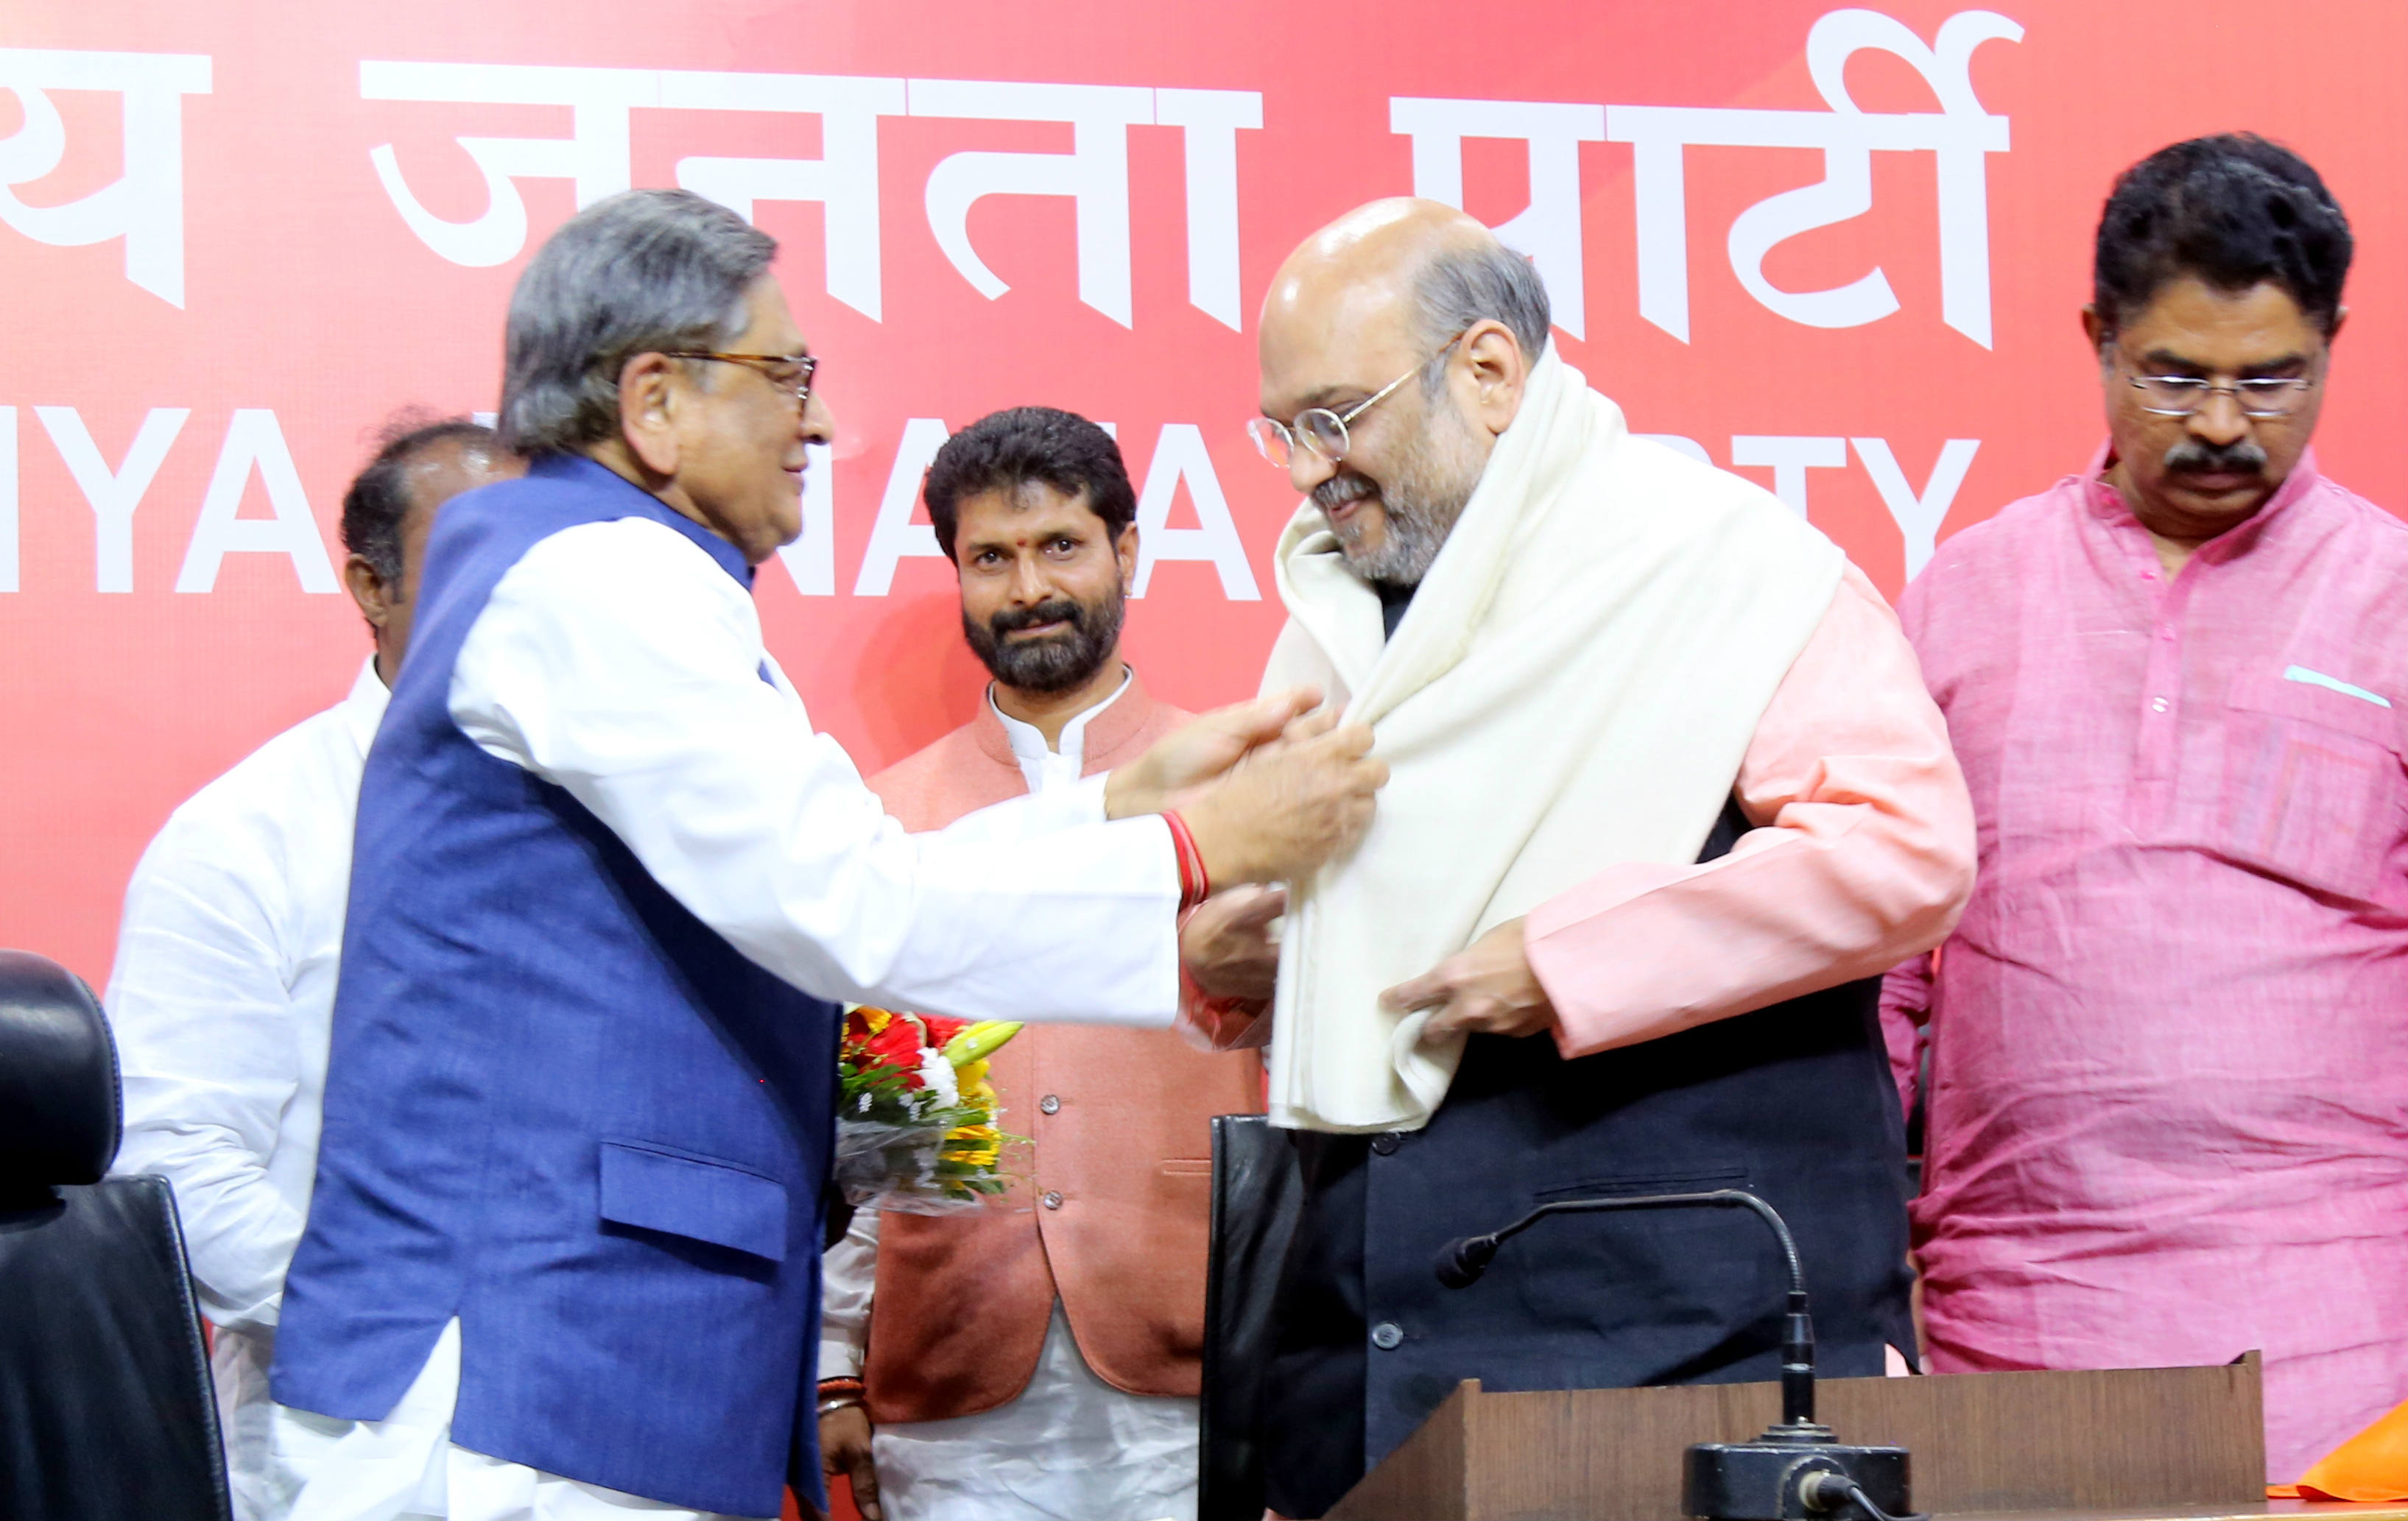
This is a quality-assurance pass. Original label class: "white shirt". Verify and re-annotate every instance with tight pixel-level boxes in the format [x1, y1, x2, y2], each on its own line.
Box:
[108, 656, 389, 1520]
[449, 516, 1181, 1023]
[820, 665, 1197, 1521]
[993, 667, 1132, 794]
[267, 509, 1186, 1521]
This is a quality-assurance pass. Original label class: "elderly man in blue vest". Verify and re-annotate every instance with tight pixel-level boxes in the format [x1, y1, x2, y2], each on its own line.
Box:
[261, 189, 1384, 1521]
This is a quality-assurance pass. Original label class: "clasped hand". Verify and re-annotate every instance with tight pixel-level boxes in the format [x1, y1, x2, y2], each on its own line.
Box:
[1105, 687, 1386, 889]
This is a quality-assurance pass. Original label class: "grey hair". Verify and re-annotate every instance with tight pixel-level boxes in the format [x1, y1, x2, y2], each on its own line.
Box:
[1409, 240, 1552, 395]
[497, 189, 777, 455]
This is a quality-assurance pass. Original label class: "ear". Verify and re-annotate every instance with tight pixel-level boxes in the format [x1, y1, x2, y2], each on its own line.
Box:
[343, 553, 394, 632]
[1458, 320, 1529, 439]
[616, 352, 686, 478]
[2080, 304, 2109, 353]
[2327, 306, 2349, 346]
[1114, 522, 1140, 592]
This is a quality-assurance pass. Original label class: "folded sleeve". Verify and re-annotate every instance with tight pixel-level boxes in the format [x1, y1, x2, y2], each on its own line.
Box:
[449, 517, 1181, 1026]
[105, 819, 307, 1332]
[1525, 565, 1975, 1058]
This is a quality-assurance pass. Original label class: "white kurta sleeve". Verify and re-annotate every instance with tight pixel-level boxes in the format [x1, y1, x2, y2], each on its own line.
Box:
[107, 820, 308, 1333]
[448, 515, 1180, 1025]
[817, 1211, 880, 1380]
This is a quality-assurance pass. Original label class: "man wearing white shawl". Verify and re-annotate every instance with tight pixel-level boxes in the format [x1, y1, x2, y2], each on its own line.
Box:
[1183, 200, 1976, 1518]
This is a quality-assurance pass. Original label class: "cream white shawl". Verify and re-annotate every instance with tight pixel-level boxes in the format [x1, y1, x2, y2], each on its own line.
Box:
[1260, 348, 1843, 1133]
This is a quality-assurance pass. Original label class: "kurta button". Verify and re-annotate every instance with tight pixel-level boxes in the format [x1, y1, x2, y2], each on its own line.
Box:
[1041, 1190, 1063, 1210]
[2150, 696, 2169, 713]
[1370, 1132, 1402, 1155]
[1370, 1321, 1404, 1350]
[1039, 1094, 1060, 1115]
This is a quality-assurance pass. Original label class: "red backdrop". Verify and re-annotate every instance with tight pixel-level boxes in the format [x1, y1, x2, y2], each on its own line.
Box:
[4, 0, 2404, 1003]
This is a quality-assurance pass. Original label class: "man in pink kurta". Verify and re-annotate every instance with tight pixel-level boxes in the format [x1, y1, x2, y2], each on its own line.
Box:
[1884, 135, 2408, 1481]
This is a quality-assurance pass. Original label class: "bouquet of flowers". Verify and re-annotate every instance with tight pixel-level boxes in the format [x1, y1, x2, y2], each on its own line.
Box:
[832, 1006, 1024, 1214]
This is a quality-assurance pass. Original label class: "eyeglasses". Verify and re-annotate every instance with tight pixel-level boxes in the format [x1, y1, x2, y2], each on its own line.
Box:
[1247, 334, 1463, 469]
[2119, 361, 2315, 419]
[662, 350, 820, 409]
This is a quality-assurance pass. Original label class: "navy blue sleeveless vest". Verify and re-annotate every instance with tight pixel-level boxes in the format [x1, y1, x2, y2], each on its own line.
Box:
[273, 455, 841, 1518]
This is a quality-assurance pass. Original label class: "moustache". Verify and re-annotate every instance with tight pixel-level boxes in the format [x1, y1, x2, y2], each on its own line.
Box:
[988, 598, 1086, 637]
[1313, 472, 1379, 515]
[2163, 437, 2268, 476]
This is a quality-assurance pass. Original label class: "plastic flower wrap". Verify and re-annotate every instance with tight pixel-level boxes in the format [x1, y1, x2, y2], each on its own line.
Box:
[833, 1006, 1023, 1214]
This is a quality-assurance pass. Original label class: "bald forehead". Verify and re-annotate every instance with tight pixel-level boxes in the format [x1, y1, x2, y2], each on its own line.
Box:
[1257, 197, 1496, 411]
[398, 437, 515, 516]
[1286, 197, 1489, 274]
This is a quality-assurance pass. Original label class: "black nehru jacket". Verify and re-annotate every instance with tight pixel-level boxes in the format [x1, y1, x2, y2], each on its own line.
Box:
[1261, 584, 1915, 1520]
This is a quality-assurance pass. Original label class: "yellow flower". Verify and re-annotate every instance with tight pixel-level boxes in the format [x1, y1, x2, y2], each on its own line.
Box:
[953, 1059, 994, 1107]
[943, 1020, 1023, 1066]
[943, 1121, 1002, 1169]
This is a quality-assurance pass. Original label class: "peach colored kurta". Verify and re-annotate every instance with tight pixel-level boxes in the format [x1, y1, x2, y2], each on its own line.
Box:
[1192, 564, 1974, 1062]
[1524, 562, 1975, 1054]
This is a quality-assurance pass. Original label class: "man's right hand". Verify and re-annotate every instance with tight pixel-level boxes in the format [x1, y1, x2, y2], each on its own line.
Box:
[1103, 687, 1324, 821]
[1178, 708, 1385, 888]
[1182, 883, 1286, 1002]
[820, 1403, 881, 1521]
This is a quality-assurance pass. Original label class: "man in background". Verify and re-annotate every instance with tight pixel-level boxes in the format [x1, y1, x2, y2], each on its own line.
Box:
[1180, 200, 1974, 1518]
[1885, 134, 2408, 1482]
[105, 417, 520, 1520]
[819, 407, 1260, 1521]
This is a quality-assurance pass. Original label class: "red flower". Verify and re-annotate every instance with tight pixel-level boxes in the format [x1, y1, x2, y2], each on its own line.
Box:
[864, 1024, 926, 1084]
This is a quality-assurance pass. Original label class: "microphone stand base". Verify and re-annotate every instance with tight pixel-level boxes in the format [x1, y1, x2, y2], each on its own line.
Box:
[1683, 1427, 1912, 1521]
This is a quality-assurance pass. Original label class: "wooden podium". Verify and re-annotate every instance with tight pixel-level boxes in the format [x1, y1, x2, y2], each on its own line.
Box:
[1324, 1353, 2403, 1521]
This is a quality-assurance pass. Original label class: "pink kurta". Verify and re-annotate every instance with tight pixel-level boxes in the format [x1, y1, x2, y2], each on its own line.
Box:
[1195, 562, 1976, 1071]
[1884, 447, 2408, 1481]
[1525, 563, 1974, 1056]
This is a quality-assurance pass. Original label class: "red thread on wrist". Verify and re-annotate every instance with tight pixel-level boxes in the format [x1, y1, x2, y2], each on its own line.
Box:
[817, 1376, 865, 1394]
[1163, 810, 1211, 911]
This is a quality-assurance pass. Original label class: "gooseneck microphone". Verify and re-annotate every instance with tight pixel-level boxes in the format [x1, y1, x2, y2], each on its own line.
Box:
[1436, 1188, 1817, 1428]
[1434, 1188, 1920, 1521]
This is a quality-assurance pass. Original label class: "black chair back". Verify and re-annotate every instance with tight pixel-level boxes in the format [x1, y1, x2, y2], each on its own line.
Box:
[0, 948, 230, 1521]
[1197, 1112, 1306, 1521]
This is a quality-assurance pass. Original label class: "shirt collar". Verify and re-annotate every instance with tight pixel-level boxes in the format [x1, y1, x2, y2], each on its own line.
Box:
[527, 453, 756, 587]
[341, 654, 392, 758]
[988, 666, 1134, 775]
[2080, 440, 2326, 554]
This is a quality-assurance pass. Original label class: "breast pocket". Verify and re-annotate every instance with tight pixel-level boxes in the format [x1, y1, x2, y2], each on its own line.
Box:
[2217, 672, 2407, 903]
[596, 1140, 789, 1263]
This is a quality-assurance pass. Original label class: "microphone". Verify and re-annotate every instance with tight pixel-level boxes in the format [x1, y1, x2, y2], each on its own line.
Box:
[1432, 1232, 1497, 1290]
[1434, 1187, 1919, 1521]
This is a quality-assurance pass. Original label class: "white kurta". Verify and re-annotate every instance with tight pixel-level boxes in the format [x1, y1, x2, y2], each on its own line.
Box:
[108, 657, 387, 1521]
[817, 675, 1199, 1521]
[267, 513, 1186, 1521]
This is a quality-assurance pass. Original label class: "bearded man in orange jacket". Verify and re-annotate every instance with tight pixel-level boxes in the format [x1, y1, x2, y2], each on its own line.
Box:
[817, 406, 1262, 1521]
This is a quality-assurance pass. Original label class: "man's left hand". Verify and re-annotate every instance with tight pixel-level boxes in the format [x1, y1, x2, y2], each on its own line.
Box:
[1381, 919, 1559, 1042]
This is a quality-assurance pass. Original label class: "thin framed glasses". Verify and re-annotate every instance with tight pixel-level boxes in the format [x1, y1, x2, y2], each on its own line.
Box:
[1247, 334, 1463, 469]
[2120, 362, 2314, 419]
[662, 350, 820, 409]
